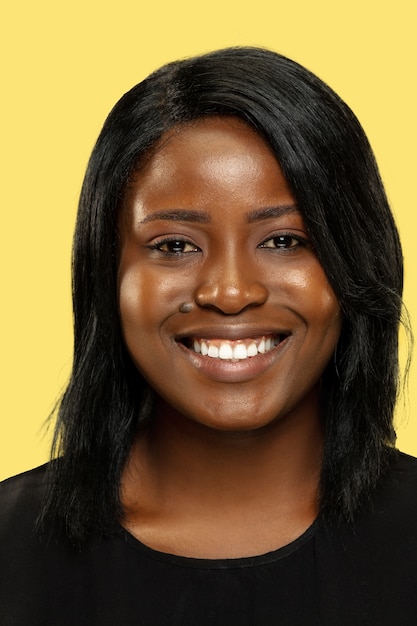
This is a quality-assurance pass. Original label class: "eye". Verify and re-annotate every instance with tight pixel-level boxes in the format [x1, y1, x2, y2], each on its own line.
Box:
[259, 233, 308, 251]
[149, 238, 200, 255]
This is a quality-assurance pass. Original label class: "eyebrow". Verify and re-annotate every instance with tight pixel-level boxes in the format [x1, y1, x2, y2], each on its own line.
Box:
[139, 210, 210, 224]
[138, 204, 299, 225]
[245, 204, 299, 223]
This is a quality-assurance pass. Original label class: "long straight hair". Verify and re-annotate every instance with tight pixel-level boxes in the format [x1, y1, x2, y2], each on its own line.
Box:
[41, 47, 405, 542]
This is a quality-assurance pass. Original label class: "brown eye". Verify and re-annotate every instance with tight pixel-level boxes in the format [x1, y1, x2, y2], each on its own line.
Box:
[151, 238, 200, 255]
[260, 234, 304, 250]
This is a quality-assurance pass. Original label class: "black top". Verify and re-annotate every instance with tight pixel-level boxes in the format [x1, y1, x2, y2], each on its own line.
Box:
[1, 452, 417, 625]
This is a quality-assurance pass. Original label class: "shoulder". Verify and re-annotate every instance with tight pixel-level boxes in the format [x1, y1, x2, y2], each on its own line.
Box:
[0, 464, 48, 530]
[336, 450, 417, 538]
[0, 463, 49, 497]
[388, 449, 417, 479]
[368, 450, 417, 524]
[0, 464, 97, 624]
[320, 448, 417, 541]
[0, 463, 49, 520]
[315, 452, 417, 623]
[0, 464, 52, 573]
[0, 465, 51, 620]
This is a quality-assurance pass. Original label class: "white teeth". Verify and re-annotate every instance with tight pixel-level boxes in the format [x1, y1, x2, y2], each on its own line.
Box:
[233, 343, 248, 359]
[190, 335, 282, 361]
[208, 345, 219, 358]
[219, 343, 234, 360]
[193, 340, 201, 353]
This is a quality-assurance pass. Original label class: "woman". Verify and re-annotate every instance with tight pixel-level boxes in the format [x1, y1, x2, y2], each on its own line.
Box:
[1, 47, 415, 624]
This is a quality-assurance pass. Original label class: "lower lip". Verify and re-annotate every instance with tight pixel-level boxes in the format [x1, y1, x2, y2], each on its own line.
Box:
[176, 338, 290, 383]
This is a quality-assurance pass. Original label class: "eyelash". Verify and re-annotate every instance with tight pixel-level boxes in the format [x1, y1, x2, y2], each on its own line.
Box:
[148, 232, 309, 256]
[258, 233, 309, 252]
[148, 238, 201, 256]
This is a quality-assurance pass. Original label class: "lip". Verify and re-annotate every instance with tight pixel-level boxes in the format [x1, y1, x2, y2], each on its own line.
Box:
[175, 325, 291, 342]
[176, 333, 290, 383]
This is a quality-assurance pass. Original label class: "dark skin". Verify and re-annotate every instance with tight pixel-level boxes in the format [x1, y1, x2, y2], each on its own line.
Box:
[118, 117, 342, 558]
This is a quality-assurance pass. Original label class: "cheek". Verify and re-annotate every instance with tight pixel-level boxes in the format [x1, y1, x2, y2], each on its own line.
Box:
[311, 281, 341, 325]
[117, 260, 162, 348]
[118, 266, 168, 384]
[307, 278, 342, 349]
[295, 263, 339, 314]
[283, 264, 342, 341]
[118, 261, 186, 345]
[118, 267, 146, 329]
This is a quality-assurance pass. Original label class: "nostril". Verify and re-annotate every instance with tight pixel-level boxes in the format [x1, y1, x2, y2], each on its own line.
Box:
[194, 282, 268, 314]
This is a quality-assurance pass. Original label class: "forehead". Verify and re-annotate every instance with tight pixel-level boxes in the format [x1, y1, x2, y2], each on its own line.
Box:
[123, 116, 295, 214]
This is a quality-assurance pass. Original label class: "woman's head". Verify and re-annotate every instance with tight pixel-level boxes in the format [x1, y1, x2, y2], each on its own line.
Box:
[117, 115, 342, 433]
[48, 47, 404, 540]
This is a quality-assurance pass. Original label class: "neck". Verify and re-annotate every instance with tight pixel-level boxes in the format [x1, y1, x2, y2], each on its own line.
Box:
[121, 397, 323, 558]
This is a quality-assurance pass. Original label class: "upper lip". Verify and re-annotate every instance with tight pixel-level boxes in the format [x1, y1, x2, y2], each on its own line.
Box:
[175, 325, 291, 342]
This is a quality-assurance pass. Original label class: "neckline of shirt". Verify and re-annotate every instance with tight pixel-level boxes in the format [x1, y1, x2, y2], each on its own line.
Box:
[118, 518, 319, 570]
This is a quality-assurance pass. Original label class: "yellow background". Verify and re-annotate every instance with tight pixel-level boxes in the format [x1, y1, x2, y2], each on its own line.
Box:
[1, 0, 416, 480]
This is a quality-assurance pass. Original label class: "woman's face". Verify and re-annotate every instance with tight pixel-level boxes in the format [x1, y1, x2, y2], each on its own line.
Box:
[118, 116, 341, 432]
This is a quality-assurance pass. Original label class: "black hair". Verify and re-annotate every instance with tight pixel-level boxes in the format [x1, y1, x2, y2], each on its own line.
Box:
[41, 46, 406, 542]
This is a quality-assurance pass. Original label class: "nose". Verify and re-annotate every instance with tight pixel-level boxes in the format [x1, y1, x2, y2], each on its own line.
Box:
[193, 253, 268, 315]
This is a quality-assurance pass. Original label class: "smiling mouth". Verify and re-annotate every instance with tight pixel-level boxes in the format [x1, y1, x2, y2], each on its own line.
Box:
[181, 334, 286, 361]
